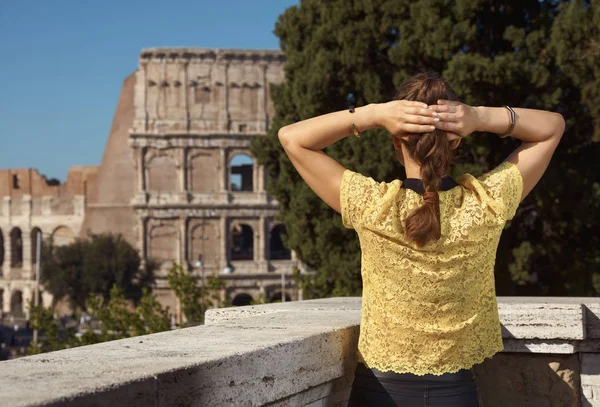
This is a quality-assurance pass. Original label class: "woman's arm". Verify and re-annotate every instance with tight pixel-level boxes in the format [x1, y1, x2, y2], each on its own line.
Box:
[278, 101, 439, 213]
[431, 101, 566, 202]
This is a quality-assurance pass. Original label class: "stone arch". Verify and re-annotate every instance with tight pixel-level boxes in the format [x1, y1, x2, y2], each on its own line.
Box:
[31, 227, 42, 266]
[230, 223, 253, 261]
[189, 221, 219, 268]
[147, 153, 179, 193]
[10, 228, 23, 268]
[11, 290, 24, 317]
[189, 151, 219, 193]
[231, 293, 253, 306]
[229, 154, 253, 192]
[269, 292, 291, 303]
[0, 228, 4, 268]
[149, 223, 179, 267]
[51, 226, 74, 247]
[270, 224, 291, 260]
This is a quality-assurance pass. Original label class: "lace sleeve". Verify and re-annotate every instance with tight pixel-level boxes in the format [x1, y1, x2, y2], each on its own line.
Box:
[477, 161, 524, 221]
[340, 169, 380, 229]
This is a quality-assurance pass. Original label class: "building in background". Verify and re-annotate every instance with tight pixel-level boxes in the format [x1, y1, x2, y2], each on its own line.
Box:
[0, 48, 308, 320]
[0, 167, 98, 317]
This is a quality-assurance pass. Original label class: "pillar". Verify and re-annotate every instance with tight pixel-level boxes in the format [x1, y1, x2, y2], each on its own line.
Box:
[219, 148, 227, 192]
[257, 217, 267, 272]
[136, 147, 146, 193]
[221, 217, 228, 271]
[138, 216, 147, 266]
[2, 288, 10, 313]
[180, 217, 187, 270]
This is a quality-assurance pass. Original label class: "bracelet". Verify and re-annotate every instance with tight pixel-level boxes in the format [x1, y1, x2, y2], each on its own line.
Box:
[351, 123, 361, 138]
[499, 105, 516, 138]
[349, 105, 360, 138]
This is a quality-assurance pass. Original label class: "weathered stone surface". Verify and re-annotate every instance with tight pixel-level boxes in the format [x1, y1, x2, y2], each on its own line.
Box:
[498, 297, 585, 340]
[0, 299, 360, 407]
[473, 352, 580, 407]
[1, 297, 599, 407]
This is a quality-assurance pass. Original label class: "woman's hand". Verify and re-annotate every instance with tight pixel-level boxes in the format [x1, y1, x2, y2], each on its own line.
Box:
[373, 100, 439, 135]
[429, 100, 481, 138]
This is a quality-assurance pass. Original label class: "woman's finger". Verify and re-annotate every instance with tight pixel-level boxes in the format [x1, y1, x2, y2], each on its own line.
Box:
[429, 104, 449, 112]
[434, 121, 458, 131]
[404, 106, 437, 116]
[436, 112, 457, 122]
[430, 104, 457, 113]
[401, 100, 429, 109]
[404, 123, 436, 133]
[404, 114, 439, 125]
[437, 99, 458, 106]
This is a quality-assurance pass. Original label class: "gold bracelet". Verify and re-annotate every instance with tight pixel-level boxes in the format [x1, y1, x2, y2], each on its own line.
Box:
[351, 123, 361, 138]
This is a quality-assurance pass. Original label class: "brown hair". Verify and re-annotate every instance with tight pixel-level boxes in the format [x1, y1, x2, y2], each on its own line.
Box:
[394, 73, 459, 247]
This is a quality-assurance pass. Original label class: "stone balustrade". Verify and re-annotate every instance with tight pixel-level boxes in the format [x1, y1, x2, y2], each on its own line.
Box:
[0, 297, 598, 407]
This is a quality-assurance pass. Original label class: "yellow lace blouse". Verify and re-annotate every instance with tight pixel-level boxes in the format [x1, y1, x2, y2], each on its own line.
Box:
[340, 161, 523, 376]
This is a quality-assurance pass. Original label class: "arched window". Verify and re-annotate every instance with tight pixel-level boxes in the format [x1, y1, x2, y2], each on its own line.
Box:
[270, 224, 291, 260]
[11, 290, 23, 317]
[230, 224, 253, 260]
[149, 224, 179, 266]
[51, 226, 74, 247]
[190, 221, 219, 268]
[232, 293, 253, 306]
[31, 227, 42, 265]
[10, 228, 23, 268]
[229, 154, 253, 192]
[147, 154, 178, 193]
[189, 152, 218, 193]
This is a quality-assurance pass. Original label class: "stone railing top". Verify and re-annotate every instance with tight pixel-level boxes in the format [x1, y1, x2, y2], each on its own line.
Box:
[0, 297, 598, 407]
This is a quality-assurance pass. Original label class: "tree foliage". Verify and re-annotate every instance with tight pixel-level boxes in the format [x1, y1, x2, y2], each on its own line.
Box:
[41, 233, 155, 311]
[27, 285, 171, 355]
[250, 0, 600, 297]
[167, 263, 229, 325]
[86, 285, 170, 341]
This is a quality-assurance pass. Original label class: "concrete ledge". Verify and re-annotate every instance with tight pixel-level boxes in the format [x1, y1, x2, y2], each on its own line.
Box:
[0, 297, 599, 407]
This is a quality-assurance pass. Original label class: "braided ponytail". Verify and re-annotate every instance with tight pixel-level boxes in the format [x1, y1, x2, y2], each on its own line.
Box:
[394, 73, 458, 247]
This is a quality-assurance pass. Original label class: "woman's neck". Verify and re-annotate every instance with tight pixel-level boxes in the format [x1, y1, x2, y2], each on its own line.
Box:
[403, 158, 422, 179]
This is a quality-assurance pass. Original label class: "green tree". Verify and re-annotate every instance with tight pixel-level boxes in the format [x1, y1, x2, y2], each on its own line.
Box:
[27, 302, 77, 355]
[27, 285, 171, 355]
[86, 284, 170, 341]
[167, 263, 230, 325]
[250, 0, 600, 298]
[41, 233, 156, 312]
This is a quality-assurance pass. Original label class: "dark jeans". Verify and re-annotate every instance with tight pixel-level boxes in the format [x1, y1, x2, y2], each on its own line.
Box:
[348, 362, 483, 407]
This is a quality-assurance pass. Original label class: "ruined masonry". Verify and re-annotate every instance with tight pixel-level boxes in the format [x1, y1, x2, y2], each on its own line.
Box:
[0, 48, 308, 319]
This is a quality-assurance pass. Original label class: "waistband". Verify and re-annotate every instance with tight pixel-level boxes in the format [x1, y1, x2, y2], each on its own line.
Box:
[355, 361, 475, 382]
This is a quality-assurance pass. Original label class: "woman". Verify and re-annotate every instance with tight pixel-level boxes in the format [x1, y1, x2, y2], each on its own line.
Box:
[277, 73, 565, 406]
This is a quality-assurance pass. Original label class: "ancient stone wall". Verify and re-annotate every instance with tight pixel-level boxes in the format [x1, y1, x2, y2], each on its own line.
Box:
[129, 48, 299, 315]
[0, 166, 98, 315]
[1, 48, 302, 319]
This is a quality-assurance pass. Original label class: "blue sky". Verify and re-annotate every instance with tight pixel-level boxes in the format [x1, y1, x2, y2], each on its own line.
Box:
[0, 0, 297, 182]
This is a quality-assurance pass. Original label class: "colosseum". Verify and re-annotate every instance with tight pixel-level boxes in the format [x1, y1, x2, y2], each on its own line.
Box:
[0, 48, 309, 321]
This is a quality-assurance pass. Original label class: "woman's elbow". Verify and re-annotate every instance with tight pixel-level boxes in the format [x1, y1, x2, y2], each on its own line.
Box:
[552, 112, 566, 137]
[278, 126, 292, 148]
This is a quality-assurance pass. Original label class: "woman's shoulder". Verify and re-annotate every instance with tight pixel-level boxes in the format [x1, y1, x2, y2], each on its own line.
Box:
[454, 161, 523, 221]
